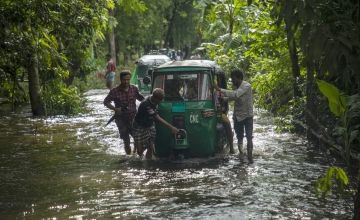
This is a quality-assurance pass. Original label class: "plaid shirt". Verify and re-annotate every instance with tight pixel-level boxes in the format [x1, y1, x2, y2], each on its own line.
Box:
[104, 84, 145, 119]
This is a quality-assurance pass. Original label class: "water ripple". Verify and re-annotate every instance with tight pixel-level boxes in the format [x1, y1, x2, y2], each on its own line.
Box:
[0, 89, 353, 219]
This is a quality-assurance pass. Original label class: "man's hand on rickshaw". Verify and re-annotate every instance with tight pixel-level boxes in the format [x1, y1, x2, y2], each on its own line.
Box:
[171, 127, 180, 134]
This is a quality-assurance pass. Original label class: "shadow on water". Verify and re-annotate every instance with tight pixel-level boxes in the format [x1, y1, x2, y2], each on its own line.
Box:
[0, 89, 353, 219]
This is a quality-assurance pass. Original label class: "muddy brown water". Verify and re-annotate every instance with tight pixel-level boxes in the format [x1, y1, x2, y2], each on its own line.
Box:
[0, 89, 352, 219]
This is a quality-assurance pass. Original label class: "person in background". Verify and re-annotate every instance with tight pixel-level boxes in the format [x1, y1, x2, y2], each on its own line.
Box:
[215, 72, 235, 154]
[104, 70, 145, 155]
[133, 88, 179, 159]
[170, 50, 177, 61]
[164, 79, 183, 101]
[105, 54, 116, 89]
[176, 50, 183, 61]
[215, 69, 254, 162]
[184, 79, 198, 100]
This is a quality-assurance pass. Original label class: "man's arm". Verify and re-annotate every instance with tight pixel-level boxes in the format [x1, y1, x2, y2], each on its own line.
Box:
[104, 93, 122, 114]
[220, 84, 250, 100]
[136, 88, 145, 101]
[154, 115, 179, 134]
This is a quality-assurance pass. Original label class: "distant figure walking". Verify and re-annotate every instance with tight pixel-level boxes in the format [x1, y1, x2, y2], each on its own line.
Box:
[105, 54, 116, 89]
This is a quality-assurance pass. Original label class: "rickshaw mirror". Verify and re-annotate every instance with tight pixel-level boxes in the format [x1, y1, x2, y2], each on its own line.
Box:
[143, 76, 151, 85]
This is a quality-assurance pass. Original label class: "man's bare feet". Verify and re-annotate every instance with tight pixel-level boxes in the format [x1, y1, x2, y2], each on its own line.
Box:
[124, 145, 131, 155]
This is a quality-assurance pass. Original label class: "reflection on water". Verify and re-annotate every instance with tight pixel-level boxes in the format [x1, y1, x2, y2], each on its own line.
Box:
[0, 89, 352, 219]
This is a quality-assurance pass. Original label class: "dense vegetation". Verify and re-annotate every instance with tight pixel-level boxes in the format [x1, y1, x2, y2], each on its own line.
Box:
[0, 0, 359, 218]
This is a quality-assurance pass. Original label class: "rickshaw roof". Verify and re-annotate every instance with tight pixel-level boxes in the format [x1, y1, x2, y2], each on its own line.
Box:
[155, 60, 223, 73]
[137, 54, 171, 65]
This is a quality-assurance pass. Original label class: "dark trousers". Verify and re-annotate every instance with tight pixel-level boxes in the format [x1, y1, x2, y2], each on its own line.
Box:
[233, 116, 253, 143]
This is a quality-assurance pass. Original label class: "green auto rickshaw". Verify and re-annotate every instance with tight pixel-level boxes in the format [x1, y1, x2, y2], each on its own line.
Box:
[131, 54, 171, 95]
[147, 60, 230, 158]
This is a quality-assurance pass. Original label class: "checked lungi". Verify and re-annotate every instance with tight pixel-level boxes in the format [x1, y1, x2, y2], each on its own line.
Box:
[132, 122, 156, 149]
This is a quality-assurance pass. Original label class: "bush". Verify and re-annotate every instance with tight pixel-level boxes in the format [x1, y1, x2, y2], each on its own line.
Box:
[42, 80, 85, 115]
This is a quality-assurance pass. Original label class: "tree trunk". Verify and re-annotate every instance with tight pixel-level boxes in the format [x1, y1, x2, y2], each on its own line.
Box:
[108, 9, 117, 66]
[228, 2, 234, 36]
[354, 175, 360, 220]
[65, 58, 80, 86]
[123, 45, 129, 67]
[305, 60, 318, 141]
[93, 43, 98, 59]
[285, 23, 302, 98]
[164, 3, 178, 48]
[28, 51, 45, 116]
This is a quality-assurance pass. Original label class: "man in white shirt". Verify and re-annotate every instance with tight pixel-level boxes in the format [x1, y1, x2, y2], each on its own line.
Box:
[216, 69, 254, 163]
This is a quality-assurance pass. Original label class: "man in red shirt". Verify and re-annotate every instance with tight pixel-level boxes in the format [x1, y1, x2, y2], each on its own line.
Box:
[104, 70, 145, 154]
[105, 54, 116, 89]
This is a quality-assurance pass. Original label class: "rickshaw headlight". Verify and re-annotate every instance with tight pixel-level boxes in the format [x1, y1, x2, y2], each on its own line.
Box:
[176, 129, 186, 139]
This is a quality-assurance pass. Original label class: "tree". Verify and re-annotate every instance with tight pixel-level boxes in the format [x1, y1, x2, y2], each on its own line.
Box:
[0, 0, 110, 116]
[273, 0, 360, 218]
[107, 0, 146, 66]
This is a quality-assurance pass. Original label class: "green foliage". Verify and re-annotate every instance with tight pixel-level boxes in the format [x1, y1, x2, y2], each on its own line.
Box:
[276, 0, 360, 94]
[114, 0, 166, 55]
[205, 41, 246, 74]
[200, 2, 257, 73]
[252, 61, 293, 111]
[204, 0, 248, 36]
[316, 166, 349, 196]
[317, 80, 360, 164]
[165, 1, 202, 49]
[317, 80, 346, 117]
[118, 0, 146, 13]
[42, 80, 85, 115]
[273, 115, 295, 132]
[201, 2, 298, 117]
[114, 0, 201, 57]
[72, 72, 106, 93]
[0, 0, 111, 115]
[245, 5, 299, 120]
[340, 94, 360, 163]
[272, 97, 306, 132]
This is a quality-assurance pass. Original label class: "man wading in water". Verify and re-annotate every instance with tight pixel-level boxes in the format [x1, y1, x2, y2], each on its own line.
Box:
[104, 70, 145, 154]
[215, 69, 254, 163]
[132, 88, 180, 159]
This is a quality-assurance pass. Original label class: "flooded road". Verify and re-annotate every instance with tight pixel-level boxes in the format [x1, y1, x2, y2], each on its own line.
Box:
[0, 89, 352, 219]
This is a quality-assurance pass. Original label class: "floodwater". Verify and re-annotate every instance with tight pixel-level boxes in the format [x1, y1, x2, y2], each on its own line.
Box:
[0, 89, 353, 219]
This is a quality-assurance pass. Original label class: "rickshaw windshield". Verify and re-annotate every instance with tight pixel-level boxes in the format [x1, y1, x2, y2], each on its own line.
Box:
[153, 71, 212, 101]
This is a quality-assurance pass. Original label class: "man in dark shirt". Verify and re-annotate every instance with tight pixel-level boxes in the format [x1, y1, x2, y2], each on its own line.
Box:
[104, 70, 145, 154]
[133, 88, 179, 159]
